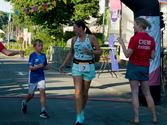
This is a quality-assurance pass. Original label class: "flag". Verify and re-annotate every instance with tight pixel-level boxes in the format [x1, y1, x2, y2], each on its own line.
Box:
[33, 6, 37, 13]
[43, 3, 47, 11]
[111, 10, 120, 23]
[109, 0, 121, 23]
[109, 0, 121, 11]
[108, 35, 119, 71]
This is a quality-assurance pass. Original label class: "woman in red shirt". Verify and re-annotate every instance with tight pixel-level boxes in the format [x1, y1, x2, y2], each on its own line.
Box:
[118, 18, 157, 124]
[0, 42, 24, 56]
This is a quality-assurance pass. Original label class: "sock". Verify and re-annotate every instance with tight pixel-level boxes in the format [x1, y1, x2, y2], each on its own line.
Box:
[80, 110, 85, 122]
[41, 107, 46, 112]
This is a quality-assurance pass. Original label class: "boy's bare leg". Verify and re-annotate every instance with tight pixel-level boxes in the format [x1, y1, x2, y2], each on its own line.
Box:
[21, 94, 34, 114]
[24, 94, 34, 103]
[39, 89, 46, 112]
[39, 89, 49, 118]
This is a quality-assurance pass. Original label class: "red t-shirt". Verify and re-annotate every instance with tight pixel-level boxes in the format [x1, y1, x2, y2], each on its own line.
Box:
[128, 32, 156, 67]
[0, 42, 5, 52]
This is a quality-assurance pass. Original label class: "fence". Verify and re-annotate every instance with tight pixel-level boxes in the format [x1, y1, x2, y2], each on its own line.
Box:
[49, 46, 70, 70]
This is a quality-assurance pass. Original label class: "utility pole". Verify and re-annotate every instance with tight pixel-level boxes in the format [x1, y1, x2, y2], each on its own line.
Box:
[7, 12, 11, 45]
[102, 0, 106, 43]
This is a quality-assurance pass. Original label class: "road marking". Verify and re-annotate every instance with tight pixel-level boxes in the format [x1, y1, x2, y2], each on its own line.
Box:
[16, 72, 27, 76]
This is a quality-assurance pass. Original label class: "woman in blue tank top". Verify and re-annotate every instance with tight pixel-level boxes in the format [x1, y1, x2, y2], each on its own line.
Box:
[59, 20, 102, 125]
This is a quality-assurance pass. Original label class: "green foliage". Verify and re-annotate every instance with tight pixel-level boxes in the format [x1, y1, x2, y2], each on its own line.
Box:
[33, 28, 53, 49]
[63, 31, 75, 42]
[12, 0, 73, 29]
[72, 0, 99, 20]
[8, 0, 101, 56]
[24, 45, 34, 57]
[11, 0, 100, 34]
[0, 12, 8, 29]
[94, 33, 103, 46]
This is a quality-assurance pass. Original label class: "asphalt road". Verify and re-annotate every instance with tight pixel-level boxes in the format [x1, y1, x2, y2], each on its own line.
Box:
[0, 57, 167, 125]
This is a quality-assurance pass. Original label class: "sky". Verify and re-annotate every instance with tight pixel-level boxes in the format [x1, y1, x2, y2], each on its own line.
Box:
[0, 0, 13, 13]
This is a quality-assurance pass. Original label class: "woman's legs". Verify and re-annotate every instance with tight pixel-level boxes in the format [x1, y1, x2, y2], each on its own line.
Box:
[130, 80, 140, 123]
[140, 81, 157, 122]
[73, 76, 92, 124]
[78, 80, 91, 122]
[73, 76, 83, 117]
[82, 80, 91, 110]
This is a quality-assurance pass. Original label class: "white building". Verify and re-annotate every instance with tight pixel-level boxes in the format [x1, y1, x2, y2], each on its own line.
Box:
[160, 3, 167, 47]
[0, 0, 13, 13]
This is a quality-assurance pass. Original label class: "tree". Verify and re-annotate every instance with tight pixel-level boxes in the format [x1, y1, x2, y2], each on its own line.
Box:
[7, 0, 100, 50]
[72, 0, 99, 20]
[11, 0, 99, 30]
[0, 11, 8, 29]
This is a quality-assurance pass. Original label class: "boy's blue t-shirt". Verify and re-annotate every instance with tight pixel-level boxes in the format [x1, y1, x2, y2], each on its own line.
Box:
[28, 52, 47, 83]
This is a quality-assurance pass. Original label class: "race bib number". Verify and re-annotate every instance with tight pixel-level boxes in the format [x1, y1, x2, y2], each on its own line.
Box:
[78, 64, 90, 72]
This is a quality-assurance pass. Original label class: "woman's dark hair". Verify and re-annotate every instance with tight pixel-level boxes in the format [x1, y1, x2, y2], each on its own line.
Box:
[135, 18, 152, 30]
[32, 39, 43, 47]
[75, 20, 92, 34]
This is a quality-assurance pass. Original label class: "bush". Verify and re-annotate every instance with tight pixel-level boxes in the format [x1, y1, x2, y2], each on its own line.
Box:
[94, 33, 103, 46]
[63, 31, 75, 42]
[5, 27, 104, 58]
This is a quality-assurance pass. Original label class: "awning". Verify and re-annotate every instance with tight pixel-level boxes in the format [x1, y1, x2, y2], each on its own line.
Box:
[121, 0, 160, 17]
[159, 0, 167, 4]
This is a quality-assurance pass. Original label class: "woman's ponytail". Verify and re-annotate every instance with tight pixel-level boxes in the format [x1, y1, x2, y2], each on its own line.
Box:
[85, 26, 92, 34]
[145, 21, 151, 29]
[75, 20, 92, 34]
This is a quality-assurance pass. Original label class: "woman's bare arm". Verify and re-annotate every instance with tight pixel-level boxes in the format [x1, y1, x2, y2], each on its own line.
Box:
[117, 37, 133, 58]
[1, 49, 24, 56]
[90, 35, 102, 55]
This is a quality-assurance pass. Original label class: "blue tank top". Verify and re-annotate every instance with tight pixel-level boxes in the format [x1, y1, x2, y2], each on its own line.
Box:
[74, 34, 93, 60]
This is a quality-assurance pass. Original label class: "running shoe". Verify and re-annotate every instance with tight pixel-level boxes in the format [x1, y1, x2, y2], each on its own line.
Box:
[80, 111, 85, 122]
[21, 100, 27, 114]
[76, 122, 83, 125]
[40, 111, 50, 119]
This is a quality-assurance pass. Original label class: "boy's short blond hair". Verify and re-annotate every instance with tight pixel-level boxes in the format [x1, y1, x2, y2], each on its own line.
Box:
[32, 39, 43, 47]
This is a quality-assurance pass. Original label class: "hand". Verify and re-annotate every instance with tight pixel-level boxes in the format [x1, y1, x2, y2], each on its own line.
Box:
[19, 50, 25, 58]
[29, 66, 37, 71]
[83, 47, 92, 55]
[59, 65, 65, 73]
[34, 64, 44, 69]
[44, 65, 49, 70]
[117, 37, 124, 45]
[30, 67, 37, 71]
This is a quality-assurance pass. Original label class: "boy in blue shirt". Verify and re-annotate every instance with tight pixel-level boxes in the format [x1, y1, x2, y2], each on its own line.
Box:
[21, 39, 49, 119]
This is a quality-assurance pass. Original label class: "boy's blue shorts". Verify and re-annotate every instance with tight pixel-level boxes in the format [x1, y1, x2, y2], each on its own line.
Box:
[72, 63, 96, 81]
